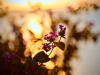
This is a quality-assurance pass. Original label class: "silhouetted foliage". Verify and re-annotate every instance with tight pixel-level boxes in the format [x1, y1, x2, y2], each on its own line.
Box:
[57, 42, 65, 51]
[33, 51, 50, 63]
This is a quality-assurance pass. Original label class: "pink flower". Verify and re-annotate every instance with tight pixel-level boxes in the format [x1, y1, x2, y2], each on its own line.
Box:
[42, 43, 53, 52]
[44, 32, 58, 42]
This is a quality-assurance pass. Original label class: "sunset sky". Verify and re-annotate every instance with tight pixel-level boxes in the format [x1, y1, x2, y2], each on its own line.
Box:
[1, 0, 82, 11]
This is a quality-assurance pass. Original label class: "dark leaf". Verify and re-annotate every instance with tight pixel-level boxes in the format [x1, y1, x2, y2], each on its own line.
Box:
[34, 66, 48, 75]
[26, 59, 38, 68]
[38, 67, 48, 75]
[33, 51, 50, 63]
[17, 63, 26, 72]
[57, 42, 65, 51]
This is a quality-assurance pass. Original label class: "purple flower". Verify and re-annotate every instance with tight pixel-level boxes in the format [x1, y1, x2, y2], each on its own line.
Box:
[44, 32, 58, 42]
[42, 43, 52, 52]
[50, 32, 58, 37]
[4, 52, 20, 67]
[59, 25, 64, 30]
[59, 25, 66, 31]
[59, 25, 66, 37]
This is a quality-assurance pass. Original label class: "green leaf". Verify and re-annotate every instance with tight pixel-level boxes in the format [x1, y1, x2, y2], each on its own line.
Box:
[57, 42, 65, 51]
[33, 51, 50, 63]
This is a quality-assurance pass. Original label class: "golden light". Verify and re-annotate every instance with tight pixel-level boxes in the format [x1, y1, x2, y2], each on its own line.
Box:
[43, 60, 55, 69]
[2, 0, 79, 11]
[29, 0, 55, 4]
[27, 21, 43, 39]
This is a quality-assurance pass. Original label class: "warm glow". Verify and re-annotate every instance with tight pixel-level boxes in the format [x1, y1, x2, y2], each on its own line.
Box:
[29, 0, 55, 4]
[2, 0, 80, 11]
[28, 21, 44, 39]
[43, 60, 55, 69]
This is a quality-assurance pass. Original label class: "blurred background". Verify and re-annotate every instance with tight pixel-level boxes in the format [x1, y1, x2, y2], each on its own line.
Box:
[0, 0, 100, 75]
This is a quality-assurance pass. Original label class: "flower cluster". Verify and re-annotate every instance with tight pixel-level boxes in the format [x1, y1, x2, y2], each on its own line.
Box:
[59, 25, 66, 37]
[3, 24, 66, 75]
[4, 52, 20, 67]
[44, 32, 58, 42]
[43, 25, 66, 52]
[43, 31, 58, 52]
[42, 43, 53, 52]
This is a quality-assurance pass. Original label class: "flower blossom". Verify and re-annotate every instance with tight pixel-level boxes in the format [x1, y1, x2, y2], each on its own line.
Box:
[4, 52, 20, 66]
[44, 31, 58, 42]
[42, 43, 53, 52]
[59, 25, 66, 37]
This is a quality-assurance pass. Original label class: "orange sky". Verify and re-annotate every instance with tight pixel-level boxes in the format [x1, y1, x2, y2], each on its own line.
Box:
[1, 0, 82, 11]
[1, 0, 100, 11]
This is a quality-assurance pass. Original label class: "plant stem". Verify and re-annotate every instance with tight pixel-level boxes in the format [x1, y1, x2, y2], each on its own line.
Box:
[48, 36, 62, 56]
[48, 42, 54, 56]
[48, 47, 54, 56]
[58, 36, 62, 42]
